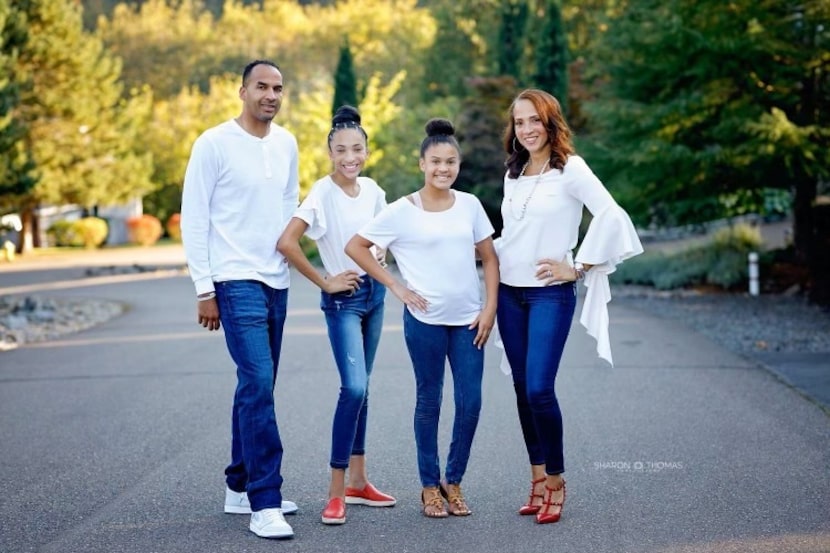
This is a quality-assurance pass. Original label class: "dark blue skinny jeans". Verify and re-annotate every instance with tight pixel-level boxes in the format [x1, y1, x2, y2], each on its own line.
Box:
[403, 309, 483, 487]
[497, 282, 576, 475]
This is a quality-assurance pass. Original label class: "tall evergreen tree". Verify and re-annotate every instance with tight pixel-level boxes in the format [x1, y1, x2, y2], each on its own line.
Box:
[332, 38, 358, 115]
[498, 0, 528, 81]
[529, 0, 568, 106]
[0, 0, 36, 213]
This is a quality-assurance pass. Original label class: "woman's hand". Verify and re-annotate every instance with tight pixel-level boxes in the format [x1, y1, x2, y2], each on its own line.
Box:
[469, 306, 496, 349]
[323, 270, 364, 295]
[535, 256, 576, 285]
[390, 281, 429, 312]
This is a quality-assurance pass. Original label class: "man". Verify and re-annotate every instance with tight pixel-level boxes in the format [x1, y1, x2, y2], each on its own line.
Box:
[180, 60, 299, 539]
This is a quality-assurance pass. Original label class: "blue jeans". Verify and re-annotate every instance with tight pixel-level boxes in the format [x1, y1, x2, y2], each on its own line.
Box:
[320, 276, 386, 469]
[403, 309, 483, 487]
[497, 283, 576, 475]
[215, 280, 287, 511]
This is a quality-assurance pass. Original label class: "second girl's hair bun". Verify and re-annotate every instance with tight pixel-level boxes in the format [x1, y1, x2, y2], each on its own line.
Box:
[332, 105, 361, 126]
[425, 118, 454, 137]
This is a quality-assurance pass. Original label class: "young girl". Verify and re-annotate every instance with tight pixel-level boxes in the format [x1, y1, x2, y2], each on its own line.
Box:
[277, 105, 395, 526]
[346, 119, 499, 518]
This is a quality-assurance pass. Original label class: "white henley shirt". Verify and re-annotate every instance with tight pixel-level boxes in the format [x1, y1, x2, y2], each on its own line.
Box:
[180, 119, 299, 295]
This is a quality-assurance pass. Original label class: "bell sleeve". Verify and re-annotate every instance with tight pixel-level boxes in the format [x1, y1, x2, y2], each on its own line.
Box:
[576, 204, 644, 366]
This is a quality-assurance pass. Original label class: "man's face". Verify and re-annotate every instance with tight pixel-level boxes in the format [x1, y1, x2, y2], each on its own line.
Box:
[239, 64, 284, 123]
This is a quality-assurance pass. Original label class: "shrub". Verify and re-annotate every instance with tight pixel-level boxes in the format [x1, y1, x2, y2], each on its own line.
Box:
[166, 213, 182, 242]
[126, 214, 163, 246]
[611, 223, 764, 290]
[47, 218, 108, 248]
[74, 217, 109, 249]
[47, 220, 82, 247]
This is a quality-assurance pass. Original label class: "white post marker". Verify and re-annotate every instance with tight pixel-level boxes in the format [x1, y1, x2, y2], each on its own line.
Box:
[748, 251, 759, 296]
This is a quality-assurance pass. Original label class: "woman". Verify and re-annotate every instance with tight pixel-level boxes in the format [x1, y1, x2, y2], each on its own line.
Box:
[346, 119, 499, 518]
[496, 89, 643, 524]
[277, 105, 395, 526]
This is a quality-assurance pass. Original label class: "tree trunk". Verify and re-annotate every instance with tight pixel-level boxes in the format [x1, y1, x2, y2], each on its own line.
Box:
[791, 175, 817, 263]
[809, 202, 830, 307]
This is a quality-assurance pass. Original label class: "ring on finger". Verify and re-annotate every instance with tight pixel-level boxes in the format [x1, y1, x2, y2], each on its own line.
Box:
[547, 270, 552, 278]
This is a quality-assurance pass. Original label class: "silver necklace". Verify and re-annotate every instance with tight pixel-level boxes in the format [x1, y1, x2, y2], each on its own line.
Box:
[509, 159, 549, 221]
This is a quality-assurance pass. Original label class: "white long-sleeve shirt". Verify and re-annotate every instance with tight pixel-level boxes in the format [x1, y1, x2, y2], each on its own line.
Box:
[180, 119, 299, 295]
[496, 155, 643, 365]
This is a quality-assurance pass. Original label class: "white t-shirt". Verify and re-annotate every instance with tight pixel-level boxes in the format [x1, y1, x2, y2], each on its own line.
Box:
[181, 119, 299, 294]
[358, 191, 494, 326]
[293, 175, 386, 276]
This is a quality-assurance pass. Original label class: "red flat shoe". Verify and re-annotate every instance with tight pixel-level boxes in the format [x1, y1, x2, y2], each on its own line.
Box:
[536, 480, 566, 524]
[345, 482, 396, 507]
[321, 497, 346, 525]
[518, 477, 546, 515]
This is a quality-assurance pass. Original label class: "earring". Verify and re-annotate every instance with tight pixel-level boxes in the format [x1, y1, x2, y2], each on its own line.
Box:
[512, 136, 523, 152]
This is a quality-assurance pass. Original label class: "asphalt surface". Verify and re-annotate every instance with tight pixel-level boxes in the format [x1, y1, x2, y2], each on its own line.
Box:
[1, 247, 828, 553]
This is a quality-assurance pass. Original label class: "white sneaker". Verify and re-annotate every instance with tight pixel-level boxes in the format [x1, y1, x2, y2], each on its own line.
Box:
[224, 487, 298, 515]
[249, 508, 294, 539]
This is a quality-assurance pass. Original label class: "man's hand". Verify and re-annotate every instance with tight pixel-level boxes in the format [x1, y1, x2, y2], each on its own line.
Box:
[197, 298, 221, 331]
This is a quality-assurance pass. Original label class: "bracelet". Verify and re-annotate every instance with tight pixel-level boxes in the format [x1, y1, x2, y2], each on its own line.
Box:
[574, 263, 586, 282]
[197, 292, 216, 301]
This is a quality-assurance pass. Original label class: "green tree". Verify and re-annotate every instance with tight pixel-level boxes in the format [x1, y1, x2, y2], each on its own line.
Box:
[332, 38, 359, 115]
[529, 0, 568, 105]
[497, 0, 528, 81]
[95, 0, 221, 99]
[419, 2, 479, 101]
[142, 75, 240, 223]
[13, 0, 154, 248]
[584, 0, 829, 265]
[455, 76, 519, 234]
[0, 0, 36, 214]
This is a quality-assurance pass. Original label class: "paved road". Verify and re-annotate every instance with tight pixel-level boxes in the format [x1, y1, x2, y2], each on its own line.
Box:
[1, 248, 828, 553]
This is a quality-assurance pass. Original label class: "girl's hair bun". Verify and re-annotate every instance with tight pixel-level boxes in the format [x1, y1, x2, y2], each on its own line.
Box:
[425, 118, 454, 137]
[332, 105, 361, 126]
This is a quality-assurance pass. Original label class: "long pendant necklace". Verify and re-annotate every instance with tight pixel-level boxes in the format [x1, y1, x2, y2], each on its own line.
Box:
[509, 159, 549, 221]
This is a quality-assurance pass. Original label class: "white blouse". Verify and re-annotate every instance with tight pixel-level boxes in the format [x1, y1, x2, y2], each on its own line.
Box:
[496, 155, 643, 366]
[293, 175, 386, 277]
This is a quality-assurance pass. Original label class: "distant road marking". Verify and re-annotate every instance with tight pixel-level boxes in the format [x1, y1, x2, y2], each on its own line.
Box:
[23, 324, 404, 349]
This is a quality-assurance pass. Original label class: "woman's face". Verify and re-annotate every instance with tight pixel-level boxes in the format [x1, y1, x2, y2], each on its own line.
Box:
[512, 99, 550, 156]
[329, 128, 368, 180]
[420, 142, 460, 191]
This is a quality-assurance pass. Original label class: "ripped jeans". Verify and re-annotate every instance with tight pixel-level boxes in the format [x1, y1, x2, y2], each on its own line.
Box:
[320, 275, 386, 469]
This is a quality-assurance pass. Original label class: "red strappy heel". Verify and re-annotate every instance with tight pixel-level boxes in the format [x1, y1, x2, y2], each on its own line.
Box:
[536, 480, 566, 524]
[518, 477, 546, 515]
